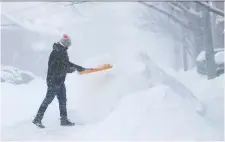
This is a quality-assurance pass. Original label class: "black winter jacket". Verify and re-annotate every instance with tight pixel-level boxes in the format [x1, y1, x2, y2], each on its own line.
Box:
[46, 43, 85, 89]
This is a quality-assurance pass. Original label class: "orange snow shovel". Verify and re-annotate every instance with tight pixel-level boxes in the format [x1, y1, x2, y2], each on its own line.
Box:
[79, 64, 113, 75]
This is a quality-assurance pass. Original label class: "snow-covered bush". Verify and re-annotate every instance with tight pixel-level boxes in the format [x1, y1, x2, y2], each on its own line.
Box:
[196, 48, 224, 76]
[1, 65, 36, 85]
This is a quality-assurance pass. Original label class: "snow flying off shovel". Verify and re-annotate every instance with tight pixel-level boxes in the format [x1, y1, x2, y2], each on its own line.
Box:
[79, 64, 113, 75]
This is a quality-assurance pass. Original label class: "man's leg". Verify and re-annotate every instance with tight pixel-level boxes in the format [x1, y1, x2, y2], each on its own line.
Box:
[33, 88, 57, 128]
[56, 84, 75, 126]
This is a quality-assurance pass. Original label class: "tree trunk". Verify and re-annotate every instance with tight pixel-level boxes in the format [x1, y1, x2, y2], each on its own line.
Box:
[209, 2, 217, 48]
[203, 1, 217, 79]
[174, 40, 182, 71]
[182, 27, 188, 71]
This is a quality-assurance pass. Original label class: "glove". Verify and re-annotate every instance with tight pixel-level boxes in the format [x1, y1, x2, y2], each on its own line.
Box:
[78, 68, 94, 73]
[76, 67, 86, 72]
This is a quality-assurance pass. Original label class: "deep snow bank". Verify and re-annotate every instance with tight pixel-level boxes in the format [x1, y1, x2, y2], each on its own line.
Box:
[71, 84, 222, 141]
[1, 65, 36, 84]
[167, 69, 224, 134]
[65, 54, 149, 124]
[66, 55, 223, 140]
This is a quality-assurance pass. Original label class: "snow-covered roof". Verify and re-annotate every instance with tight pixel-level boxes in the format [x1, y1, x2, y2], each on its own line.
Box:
[1, 12, 30, 30]
[1, 2, 91, 36]
[1, 11, 61, 36]
[1, 2, 84, 36]
[196, 48, 224, 64]
[196, 51, 206, 62]
[215, 51, 224, 65]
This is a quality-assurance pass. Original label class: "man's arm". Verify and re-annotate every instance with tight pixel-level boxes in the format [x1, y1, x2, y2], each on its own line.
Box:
[68, 61, 85, 72]
[59, 51, 86, 73]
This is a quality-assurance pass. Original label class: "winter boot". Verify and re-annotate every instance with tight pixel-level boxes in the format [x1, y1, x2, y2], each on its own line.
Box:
[60, 118, 75, 126]
[32, 118, 45, 128]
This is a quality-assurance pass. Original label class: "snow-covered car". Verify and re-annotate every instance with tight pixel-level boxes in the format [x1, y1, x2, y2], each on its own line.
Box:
[1, 65, 36, 85]
[196, 48, 224, 76]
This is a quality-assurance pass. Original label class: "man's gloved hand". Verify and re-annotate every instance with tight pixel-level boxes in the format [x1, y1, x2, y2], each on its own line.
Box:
[77, 67, 94, 72]
[76, 66, 86, 72]
[69, 65, 94, 73]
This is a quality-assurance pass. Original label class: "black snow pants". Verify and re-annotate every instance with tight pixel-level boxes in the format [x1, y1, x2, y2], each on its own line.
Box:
[34, 84, 68, 121]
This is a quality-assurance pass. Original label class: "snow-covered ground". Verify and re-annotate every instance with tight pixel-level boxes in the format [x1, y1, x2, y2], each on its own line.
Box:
[1, 67, 224, 141]
[1, 2, 224, 141]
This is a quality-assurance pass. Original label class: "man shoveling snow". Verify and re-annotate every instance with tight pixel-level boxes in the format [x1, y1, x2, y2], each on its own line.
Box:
[32, 34, 88, 128]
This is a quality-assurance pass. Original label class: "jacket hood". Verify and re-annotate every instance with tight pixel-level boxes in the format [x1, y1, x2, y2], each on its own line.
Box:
[53, 43, 68, 51]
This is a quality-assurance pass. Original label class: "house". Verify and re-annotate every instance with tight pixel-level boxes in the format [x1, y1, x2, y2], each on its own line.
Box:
[1, 12, 53, 78]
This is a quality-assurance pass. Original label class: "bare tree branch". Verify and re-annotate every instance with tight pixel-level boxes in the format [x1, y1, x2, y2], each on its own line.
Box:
[168, 2, 182, 13]
[168, 1, 179, 17]
[170, 2, 201, 18]
[195, 1, 224, 17]
[139, 1, 195, 31]
[65, 1, 90, 6]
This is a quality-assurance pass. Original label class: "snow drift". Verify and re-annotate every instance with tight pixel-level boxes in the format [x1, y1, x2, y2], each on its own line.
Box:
[1, 65, 36, 84]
